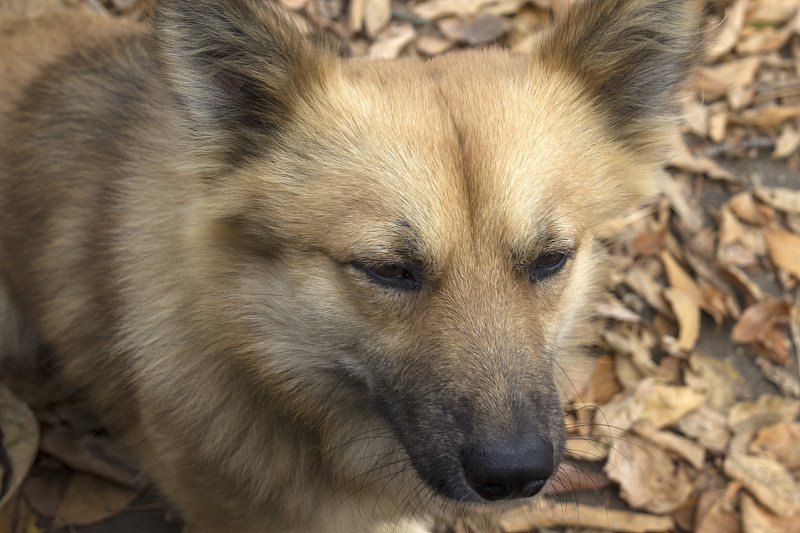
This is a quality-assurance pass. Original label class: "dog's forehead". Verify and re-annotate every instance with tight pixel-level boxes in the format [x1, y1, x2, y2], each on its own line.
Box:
[312, 52, 636, 251]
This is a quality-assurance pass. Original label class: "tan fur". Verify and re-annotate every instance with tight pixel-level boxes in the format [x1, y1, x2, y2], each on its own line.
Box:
[0, 1, 703, 531]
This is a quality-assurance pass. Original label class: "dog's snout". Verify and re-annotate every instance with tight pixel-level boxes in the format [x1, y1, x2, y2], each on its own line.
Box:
[461, 437, 554, 501]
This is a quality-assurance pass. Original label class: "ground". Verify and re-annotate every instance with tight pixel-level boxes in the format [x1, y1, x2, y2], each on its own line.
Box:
[1, 0, 799, 532]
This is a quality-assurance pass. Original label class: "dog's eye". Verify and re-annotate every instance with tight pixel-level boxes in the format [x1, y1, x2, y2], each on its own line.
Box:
[529, 252, 569, 282]
[357, 263, 421, 291]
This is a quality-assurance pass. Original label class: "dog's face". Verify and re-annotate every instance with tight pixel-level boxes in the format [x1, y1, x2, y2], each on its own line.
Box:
[163, 0, 702, 508]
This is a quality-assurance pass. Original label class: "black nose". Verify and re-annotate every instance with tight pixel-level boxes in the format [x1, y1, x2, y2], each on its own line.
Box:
[461, 437, 554, 501]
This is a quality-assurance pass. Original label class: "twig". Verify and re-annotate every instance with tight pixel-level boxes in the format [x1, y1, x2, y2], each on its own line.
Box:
[691, 136, 776, 159]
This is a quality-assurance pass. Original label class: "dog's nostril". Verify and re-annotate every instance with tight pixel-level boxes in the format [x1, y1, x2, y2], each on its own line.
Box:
[461, 438, 554, 501]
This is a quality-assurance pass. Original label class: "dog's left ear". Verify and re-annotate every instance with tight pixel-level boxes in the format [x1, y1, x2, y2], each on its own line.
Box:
[154, 0, 338, 164]
[538, 0, 704, 160]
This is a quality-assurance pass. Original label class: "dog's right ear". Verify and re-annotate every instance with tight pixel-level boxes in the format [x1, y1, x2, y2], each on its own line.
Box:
[154, 0, 337, 164]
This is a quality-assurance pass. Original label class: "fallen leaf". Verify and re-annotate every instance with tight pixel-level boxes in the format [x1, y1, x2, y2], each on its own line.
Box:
[362, 0, 391, 37]
[367, 22, 416, 58]
[660, 250, 704, 304]
[732, 300, 792, 343]
[415, 33, 453, 55]
[728, 395, 800, 434]
[605, 435, 694, 514]
[735, 106, 800, 129]
[39, 426, 142, 488]
[634, 420, 706, 469]
[53, 473, 138, 528]
[576, 354, 621, 405]
[723, 453, 798, 517]
[748, 422, 800, 470]
[727, 192, 775, 226]
[774, 124, 800, 158]
[695, 487, 742, 533]
[664, 287, 701, 351]
[685, 353, 748, 412]
[746, 0, 800, 24]
[753, 357, 800, 398]
[546, 461, 610, 493]
[706, 0, 748, 61]
[753, 187, 800, 214]
[741, 492, 800, 533]
[669, 143, 736, 181]
[501, 499, 674, 533]
[638, 382, 706, 429]
[764, 231, 800, 280]
[458, 12, 510, 45]
[0, 385, 39, 513]
[678, 405, 732, 454]
[698, 57, 760, 101]
[21, 477, 62, 518]
[717, 206, 765, 268]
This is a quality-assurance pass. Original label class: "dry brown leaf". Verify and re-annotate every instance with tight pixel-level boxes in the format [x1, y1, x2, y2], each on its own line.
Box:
[753, 187, 800, 214]
[0, 385, 39, 513]
[754, 356, 800, 398]
[723, 452, 798, 517]
[547, 461, 610, 493]
[685, 352, 748, 412]
[718, 206, 765, 268]
[500, 500, 674, 533]
[774, 124, 800, 158]
[695, 487, 742, 533]
[741, 492, 800, 533]
[748, 421, 800, 470]
[669, 143, 736, 181]
[625, 267, 671, 317]
[732, 300, 792, 343]
[415, 33, 453, 56]
[638, 382, 706, 429]
[347, 0, 367, 33]
[663, 175, 706, 233]
[457, 12, 510, 45]
[721, 263, 765, 303]
[746, 0, 800, 24]
[21, 477, 62, 518]
[53, 473, 138, 529]
[603, 328, 663, 379]
[764, 230, 800, 280]
[752, 324, 792, 366]
[576, 354, 621, 405]
[605, 435, 694, 514]
[735, 106, 800, 129]
[660, 250, 704, 303]
[564, 437, 609, 461]
[678, 405, 732, 453]
[737, 26, 791, 54]
[728, 395, 800, 434]
[727, 192, 775, 226]
[363, 0, 391, 37]
[634, 420, 706, 469]
[664, 287, 701, 351]
[597, 301, 642, 323]
[698, 57, 760, 101]
[367, 22, 415, 58]
[706, 0, 748, 61]
[413, 0, 501, 20]
[39, 426, 141, 488]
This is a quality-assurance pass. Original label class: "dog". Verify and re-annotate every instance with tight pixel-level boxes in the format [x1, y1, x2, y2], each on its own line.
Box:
[0, 0, 703, 531]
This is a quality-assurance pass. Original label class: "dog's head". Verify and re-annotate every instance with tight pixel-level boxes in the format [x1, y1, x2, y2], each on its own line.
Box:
[157, 0, 703, 508]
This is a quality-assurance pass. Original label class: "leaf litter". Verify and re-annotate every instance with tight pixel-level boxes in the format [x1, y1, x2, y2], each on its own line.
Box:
[1, 0, 800, 532]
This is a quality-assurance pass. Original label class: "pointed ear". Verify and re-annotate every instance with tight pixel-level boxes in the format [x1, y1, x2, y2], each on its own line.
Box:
[154, 0, 337, 164]
[537, 0, 704, 159]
